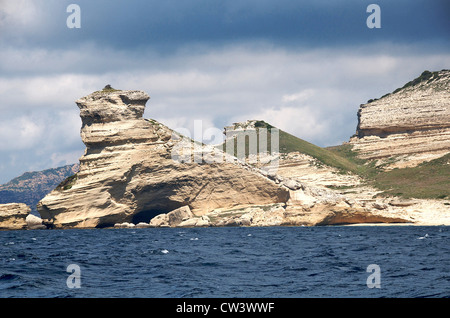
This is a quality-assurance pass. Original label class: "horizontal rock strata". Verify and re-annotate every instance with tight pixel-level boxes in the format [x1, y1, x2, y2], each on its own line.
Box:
[38, 83, 436, 229]
[37, 89, 289, 228]
[350, 70, 450, 161]
[0, 203, 31, 230]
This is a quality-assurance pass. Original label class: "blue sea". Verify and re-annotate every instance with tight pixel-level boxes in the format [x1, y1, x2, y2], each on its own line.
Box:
[0, 226, 449, 298]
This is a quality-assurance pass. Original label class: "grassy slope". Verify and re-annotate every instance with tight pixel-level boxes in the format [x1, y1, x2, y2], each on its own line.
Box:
[370, 153, 450, 199]
[219, 122, 360, 174]
[327, 145, 450, 200]
[277, 130, 361, 174]
[279, 123, 449, 200]
[220, 120, 449, 200]
[326, 70, 450, 199]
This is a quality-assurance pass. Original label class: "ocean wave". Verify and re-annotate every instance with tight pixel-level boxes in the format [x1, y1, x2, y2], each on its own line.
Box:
[0, 273, 20, 281]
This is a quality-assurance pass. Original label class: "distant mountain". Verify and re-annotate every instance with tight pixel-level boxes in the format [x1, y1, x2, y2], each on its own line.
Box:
[0, 164, 79, 213]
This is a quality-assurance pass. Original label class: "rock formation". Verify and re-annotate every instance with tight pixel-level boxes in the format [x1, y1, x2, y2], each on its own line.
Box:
[350, 70, 450, 164]
[37, 86, 430, 229]
[0, 203, 31, 230]
[146, 186, 414, 228]
[37, 89, 289, 228]
[25, 213, 46, 230]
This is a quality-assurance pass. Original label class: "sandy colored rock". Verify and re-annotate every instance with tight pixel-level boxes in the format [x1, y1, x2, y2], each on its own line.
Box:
[350, 70, 450, 164]
[37, 89, 289, 228]
[26, 214, 46, 230]
[277, 152, 362, 189]
[177, 218, 200, 227]
[36, 75, 450, 229]
[0, 203, 31, 230]
[178, 216, 210, 227]
[136, 222, 151, 228]
[149, 214, 169, 227]
[167, 206, 193, 227]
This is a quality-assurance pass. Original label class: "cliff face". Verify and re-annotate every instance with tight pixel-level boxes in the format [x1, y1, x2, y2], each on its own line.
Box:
[0, 203, 31, 230]
[350, 70, 450, 162]
[37, 89, 289, 228]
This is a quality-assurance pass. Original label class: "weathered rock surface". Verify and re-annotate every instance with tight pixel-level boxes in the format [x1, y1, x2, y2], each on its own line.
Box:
[149, 182, 415, 228]
[38, 83, 443, 229]
[350, 70, 450, 163]
[26, 214, 46, 230]
[37, 89, 289, 228]
[0, 203, 32, 230]
[277, 152, 362, 188]
[148, 188, 414, 228]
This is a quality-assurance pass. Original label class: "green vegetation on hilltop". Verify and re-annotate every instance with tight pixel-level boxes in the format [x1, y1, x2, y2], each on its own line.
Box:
[394, 70, 444, 91]
[56, 173, 78, 191]
[367, 69, 449, 103]
[92, 84, 121, 95]
[277, 130, 361, 175]
[219, 121, 360, 174]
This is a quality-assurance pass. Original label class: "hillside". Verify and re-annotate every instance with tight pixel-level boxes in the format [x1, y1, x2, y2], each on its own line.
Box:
[327, 144, 450, 200]
[371, 153, 450, 199]
[0, 164, 79, 213]
[219, 118, 449, 200]
[218, 69, 449, 201]
[218, 120, 360, 174]
[349, 69, 450, 161]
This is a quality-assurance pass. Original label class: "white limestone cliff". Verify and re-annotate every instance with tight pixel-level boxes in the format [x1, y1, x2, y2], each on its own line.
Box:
[350, 70, 450, 164]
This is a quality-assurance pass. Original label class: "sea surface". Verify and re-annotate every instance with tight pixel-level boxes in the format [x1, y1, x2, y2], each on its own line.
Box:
[0, 226, 449, 298]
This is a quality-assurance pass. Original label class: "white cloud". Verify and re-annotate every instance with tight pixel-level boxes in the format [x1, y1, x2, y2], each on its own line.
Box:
[247, 106, 328, 142]
[3, 44, 449, 136]
[50, 150, 83, 168]
[0, 116, 44, 150]
[0, 0, 55, 39]
[0, 0, 42, 28]
[282, 89, 316, 103]
[0, 75, 84, 110]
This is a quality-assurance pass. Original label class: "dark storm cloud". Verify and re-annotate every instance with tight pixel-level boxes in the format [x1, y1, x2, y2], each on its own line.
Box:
[3, 0, 449, 52]
[67, 0, 450, 49]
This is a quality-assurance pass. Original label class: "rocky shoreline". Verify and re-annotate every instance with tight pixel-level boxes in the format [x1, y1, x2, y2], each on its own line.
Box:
[0, 203, 46, 230]
[1, 194, 449, 231]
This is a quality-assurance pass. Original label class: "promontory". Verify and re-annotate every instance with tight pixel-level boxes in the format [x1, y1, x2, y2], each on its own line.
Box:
[36, 86, 419, 229]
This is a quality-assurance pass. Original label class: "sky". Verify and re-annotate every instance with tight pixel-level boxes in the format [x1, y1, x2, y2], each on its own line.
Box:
[0, 0, 449, 183]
